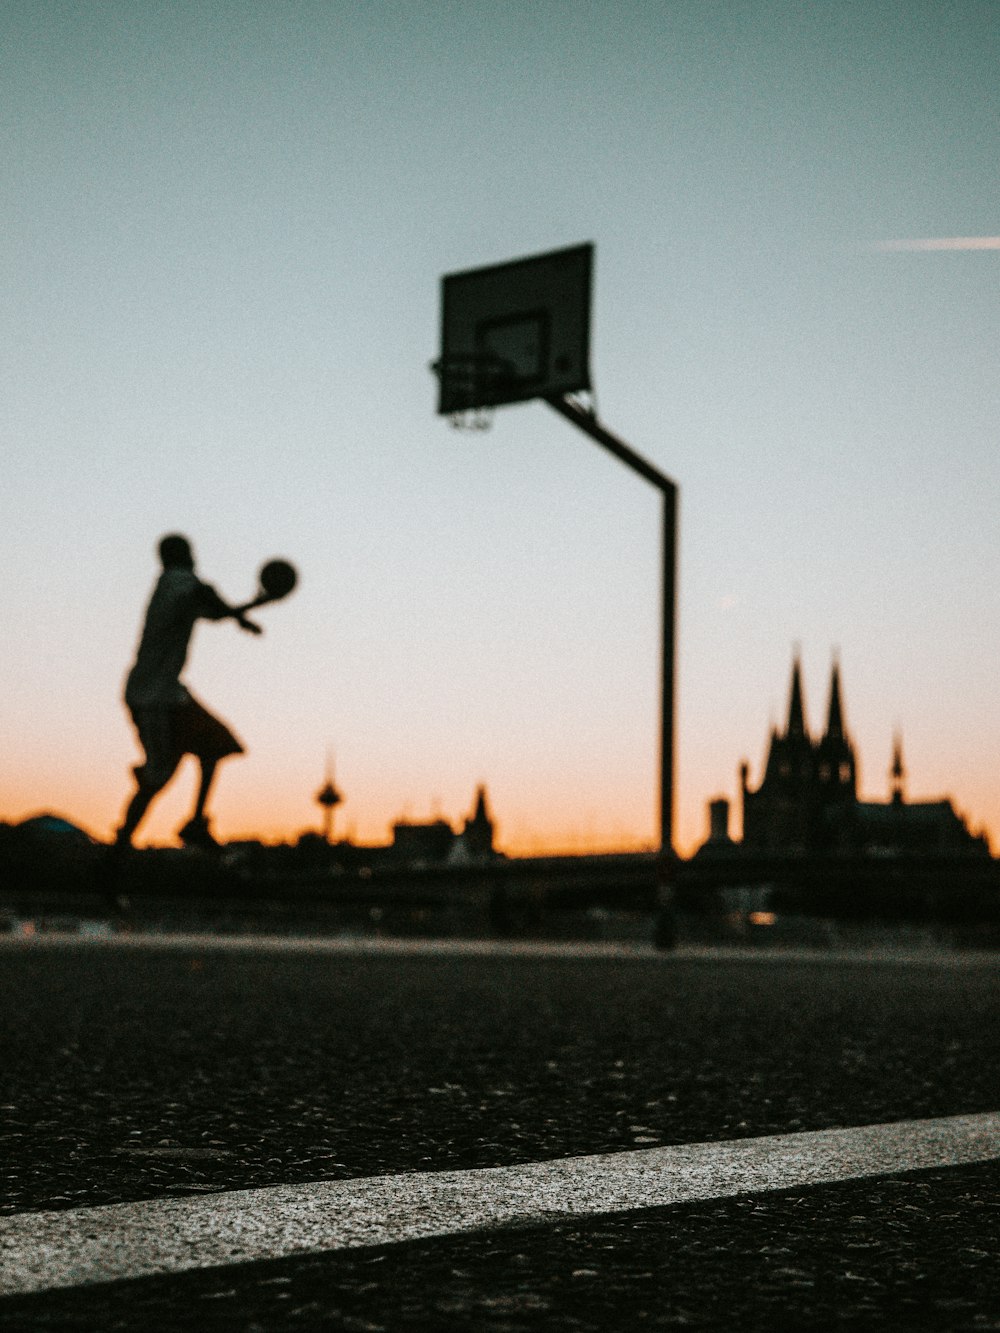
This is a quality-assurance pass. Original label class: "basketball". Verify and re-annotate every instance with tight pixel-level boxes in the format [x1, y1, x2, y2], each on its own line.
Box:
[258, 559, 298, 601]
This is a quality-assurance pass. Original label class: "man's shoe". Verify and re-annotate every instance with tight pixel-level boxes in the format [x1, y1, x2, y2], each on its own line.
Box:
[178, 816, 218, 850]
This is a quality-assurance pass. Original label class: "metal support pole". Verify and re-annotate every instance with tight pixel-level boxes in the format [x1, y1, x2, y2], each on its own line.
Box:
[660, 484, 678, 861]
[545, 396, 679, 860]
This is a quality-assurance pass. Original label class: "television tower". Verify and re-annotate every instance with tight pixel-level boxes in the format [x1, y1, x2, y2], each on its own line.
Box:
[315, 750, 343, 844]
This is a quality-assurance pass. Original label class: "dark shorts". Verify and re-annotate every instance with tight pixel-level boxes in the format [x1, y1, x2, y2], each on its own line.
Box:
[129, 696, 244, 788]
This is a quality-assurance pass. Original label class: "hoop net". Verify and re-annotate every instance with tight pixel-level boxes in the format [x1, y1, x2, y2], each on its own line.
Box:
[449, 404, 495, 432]
[431, 353, 518, 431]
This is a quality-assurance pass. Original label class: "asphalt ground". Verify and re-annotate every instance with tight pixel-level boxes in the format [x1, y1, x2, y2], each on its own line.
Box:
[2, 938, 998, 1328]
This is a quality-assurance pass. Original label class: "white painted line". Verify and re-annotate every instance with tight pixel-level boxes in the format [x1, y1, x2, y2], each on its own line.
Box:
[2, 1112, 998, 1296]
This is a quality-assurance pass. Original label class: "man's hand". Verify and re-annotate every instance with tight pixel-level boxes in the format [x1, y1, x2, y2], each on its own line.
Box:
[235, 612, 263, 635]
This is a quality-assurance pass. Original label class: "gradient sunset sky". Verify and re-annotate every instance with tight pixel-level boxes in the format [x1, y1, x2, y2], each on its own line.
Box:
[3, 1, 998, 855]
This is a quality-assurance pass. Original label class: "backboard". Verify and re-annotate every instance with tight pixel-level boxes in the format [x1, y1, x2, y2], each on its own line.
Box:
[435, 243, 593, 416]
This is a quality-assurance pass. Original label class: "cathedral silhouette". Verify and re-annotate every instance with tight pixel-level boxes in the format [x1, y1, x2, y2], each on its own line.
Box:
[732, 655, 988, 857]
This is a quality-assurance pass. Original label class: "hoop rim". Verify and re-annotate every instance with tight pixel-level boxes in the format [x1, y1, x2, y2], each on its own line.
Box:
[431, 351, 521, 415]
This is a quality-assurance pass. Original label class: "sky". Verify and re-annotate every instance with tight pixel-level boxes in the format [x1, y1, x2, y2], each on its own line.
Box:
[2, 0, 998, 856]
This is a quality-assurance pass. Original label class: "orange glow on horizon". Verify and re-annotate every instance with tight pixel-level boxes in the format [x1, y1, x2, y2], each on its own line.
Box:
[1, 772, 672, 858]
[5, 710, 999, 862]
[4, 765, 996, 861]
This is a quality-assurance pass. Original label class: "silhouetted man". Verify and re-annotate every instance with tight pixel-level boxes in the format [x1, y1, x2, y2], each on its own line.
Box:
[116, 534, 261, 849]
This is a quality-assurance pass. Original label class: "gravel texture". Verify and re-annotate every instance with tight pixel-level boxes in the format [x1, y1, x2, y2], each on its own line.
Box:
[2, 940, 998, 1327]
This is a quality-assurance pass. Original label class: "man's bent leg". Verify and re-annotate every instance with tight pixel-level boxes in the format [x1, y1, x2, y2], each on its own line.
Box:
[193, 757, 219, 820]
[178, 757, 221, 847]
[175, 698, 243, 848]
[118, 707, 182, 846]
[117, 785, 156, 846]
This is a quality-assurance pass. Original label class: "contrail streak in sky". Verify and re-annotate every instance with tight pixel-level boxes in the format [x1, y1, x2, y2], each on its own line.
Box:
[873, 237, 1000, 252]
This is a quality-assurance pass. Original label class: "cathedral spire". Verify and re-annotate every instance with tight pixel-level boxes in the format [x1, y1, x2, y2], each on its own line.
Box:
[785, 653, 808, 740]
[825, 658, 845, 738]
[815, 656, 857, 803]
[458, 784, 495, 862]
[471, 785, 490, 824]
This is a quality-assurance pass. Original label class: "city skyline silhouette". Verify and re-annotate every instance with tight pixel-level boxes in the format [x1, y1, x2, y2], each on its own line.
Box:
[6, 646, 990, 863]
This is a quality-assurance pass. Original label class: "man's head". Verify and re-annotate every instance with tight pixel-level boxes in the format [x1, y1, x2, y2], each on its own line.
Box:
[158, 534, 195, 570]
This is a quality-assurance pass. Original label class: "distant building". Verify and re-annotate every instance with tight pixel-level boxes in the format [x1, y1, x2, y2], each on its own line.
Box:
[447, 786, 496, 865]
[712, 654, 989, 858]
[390, 818, 456, 866]
[390, 786, 499, 868]
[10, 813, 96, 845]
[701, 797, 738, 852]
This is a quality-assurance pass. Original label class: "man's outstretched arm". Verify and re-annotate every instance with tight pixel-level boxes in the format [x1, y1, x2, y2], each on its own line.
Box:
[197, 584, 263, 635]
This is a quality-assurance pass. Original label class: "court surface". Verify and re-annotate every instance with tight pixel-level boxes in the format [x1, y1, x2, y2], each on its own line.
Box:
[2, 935, 998, 1328]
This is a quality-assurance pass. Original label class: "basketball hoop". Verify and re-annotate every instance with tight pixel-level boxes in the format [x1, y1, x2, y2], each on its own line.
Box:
[430, 352, 519, 431]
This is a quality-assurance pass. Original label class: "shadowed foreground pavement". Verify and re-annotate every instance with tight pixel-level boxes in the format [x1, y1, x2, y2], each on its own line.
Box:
[2, 938, 998, 1328]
